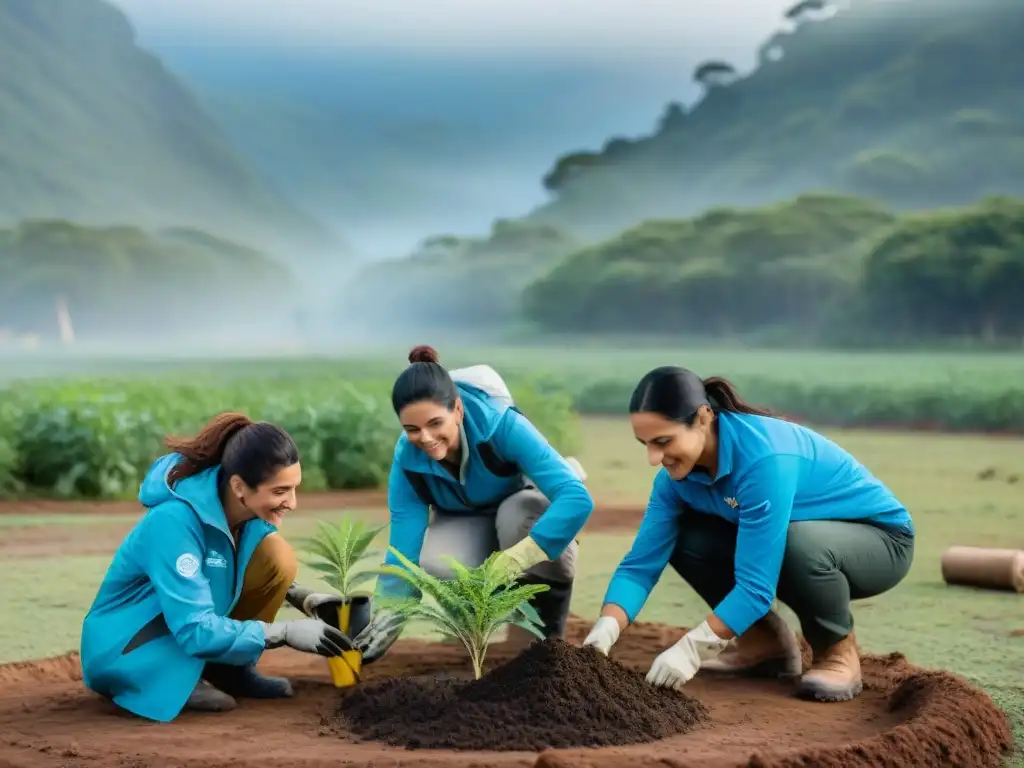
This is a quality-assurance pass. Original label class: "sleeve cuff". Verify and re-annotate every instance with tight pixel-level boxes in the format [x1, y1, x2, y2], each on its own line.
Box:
[601, 577, 652, 622]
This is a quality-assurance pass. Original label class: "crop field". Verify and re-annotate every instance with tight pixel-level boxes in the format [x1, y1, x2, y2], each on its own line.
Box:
[0, 350, 1022, 766]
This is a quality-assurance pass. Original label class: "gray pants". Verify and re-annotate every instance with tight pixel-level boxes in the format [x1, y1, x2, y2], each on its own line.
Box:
[419, 488, 577, 584]
[671, 510, 914, 652]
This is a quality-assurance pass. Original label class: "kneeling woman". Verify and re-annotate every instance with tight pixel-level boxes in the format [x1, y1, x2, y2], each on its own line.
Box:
[81, 413, 353, 722]
[354, 346, 594, 662]
[583, 367, 914, 702]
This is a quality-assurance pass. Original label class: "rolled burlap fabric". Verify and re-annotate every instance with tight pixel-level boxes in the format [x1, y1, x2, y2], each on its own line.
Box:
[940, 546, 1024, 593]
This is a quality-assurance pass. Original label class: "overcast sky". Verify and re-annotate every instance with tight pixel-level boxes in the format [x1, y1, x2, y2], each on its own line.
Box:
[112, 0, 798, 64]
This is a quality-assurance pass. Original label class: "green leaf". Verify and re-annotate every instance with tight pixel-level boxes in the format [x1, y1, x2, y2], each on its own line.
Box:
[377, 545, 551, 679]
[294, 513, 388, 600]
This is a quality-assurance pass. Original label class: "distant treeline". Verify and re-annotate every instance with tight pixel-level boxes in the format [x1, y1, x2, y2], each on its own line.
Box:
[346, 194, 1024, 347]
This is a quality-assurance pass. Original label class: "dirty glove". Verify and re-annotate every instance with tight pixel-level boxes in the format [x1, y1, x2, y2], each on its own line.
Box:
[582, 616, 621, 656]
[260, 618, 353, 657]
[285, 582, 344, 626]
[353, 609, 406, 664]
[492, 535, 548, 579]
[646, 620, 729, 691]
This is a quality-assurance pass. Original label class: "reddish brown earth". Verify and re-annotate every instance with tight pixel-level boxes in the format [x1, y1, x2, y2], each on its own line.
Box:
[0, 618, 1012, 768]
[0, 495, 647, 559]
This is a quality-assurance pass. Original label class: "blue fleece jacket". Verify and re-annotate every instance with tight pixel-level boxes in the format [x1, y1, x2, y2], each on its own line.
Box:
[379, 380, 593, 598]
[602, 410, 913, 636]
[79, 453, 276, 722]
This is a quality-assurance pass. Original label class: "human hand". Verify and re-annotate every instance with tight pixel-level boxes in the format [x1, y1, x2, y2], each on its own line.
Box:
[285, 582, 344, 626]
[352, 610, 406, 664]
[492, 536, 547, 579]
[261, 618, 354, 657]
[582, 616, 621, 656]
[646, 621, 729, 690]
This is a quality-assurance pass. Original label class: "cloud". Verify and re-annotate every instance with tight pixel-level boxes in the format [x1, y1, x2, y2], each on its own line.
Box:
[113, 0, 796, 62]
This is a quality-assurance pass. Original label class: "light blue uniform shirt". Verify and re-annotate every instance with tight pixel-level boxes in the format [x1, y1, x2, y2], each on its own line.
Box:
[602, 410, 913, 636]
[380, 380, 593, 598]
[80, 453, 274, 722]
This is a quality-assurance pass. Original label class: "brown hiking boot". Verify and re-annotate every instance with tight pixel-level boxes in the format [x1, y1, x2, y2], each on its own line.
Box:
[702, 609, 802, 678]
[796, 633, 862, 702]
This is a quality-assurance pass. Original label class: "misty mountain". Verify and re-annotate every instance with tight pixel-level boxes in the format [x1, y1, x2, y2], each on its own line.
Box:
[524, 0, 1024, 237]
[0, 219, 297, 342]
[338, 0, 1024, 338]
[0, 0, 330, 251]
[146, 48, 698, 259]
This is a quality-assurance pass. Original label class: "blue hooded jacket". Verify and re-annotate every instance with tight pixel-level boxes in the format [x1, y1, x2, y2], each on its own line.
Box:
[379, 379, 593, 598]
[602, 410, 914, 637]
[80, 453, 275, 722]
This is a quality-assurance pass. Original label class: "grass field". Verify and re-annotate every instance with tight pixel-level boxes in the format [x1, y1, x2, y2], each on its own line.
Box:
[0, 416, 1021, 761]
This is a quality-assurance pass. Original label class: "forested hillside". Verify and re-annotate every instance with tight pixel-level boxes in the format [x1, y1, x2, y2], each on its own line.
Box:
[528, 0, 1024, 237]
[0, 0, 327, 249]
[0, 220, 295, 340]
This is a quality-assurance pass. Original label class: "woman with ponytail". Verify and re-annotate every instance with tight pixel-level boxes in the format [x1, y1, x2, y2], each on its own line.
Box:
[353, 346, 594, 664]
[582, 367, 915, 704]
[81, 412, 353, 722]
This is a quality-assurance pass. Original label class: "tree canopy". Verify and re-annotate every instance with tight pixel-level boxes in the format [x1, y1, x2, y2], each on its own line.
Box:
[529, 0, 1024, 238]
[520, 194, 1024, 346]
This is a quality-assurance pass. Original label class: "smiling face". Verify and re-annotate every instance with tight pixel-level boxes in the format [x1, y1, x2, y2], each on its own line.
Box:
[399, 397, 464, 462]
[229, 462, 302, 527]
[630, 407, 715, 481]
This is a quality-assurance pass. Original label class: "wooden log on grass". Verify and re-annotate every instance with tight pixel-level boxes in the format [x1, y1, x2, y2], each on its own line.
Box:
[940, 546, 1024, 593]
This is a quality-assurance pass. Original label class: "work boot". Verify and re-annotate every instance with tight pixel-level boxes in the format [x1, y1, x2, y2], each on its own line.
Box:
[796, 633, 862, 702]
[702, 608, 802, 678]
[202, 662, 294, 699]
[184, 680, 237, 712]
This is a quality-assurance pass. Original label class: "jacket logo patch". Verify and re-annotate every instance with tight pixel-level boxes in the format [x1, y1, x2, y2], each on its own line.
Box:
[724, 496, 739, 509]
[176, 553, 200, 578]
[205, 551, 228, 568]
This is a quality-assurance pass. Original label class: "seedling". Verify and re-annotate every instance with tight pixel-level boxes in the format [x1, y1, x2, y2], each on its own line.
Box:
[297, 515, 386, 599]
[296, 515, 387, 687]
[376, 547, 550, 680]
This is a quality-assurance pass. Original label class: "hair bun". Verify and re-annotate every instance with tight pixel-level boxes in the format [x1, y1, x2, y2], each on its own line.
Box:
[408, 345, 440, 364]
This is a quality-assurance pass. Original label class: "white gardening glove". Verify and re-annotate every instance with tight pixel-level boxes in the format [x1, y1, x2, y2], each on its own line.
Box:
[646, 620, 730, 690]
[582, 616, 621, 656]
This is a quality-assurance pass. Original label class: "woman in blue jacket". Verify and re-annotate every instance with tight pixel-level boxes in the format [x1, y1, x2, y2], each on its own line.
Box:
[582, 366, 914, 703]
[80, 412, 353, 722]
[353, 346, 594, 663]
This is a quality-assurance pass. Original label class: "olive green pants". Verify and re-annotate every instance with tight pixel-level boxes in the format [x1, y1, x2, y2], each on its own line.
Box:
[670, 510, 914, 651]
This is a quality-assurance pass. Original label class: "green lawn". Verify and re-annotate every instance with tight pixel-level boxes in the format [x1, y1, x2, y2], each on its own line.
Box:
[0, 417, 1021, 761]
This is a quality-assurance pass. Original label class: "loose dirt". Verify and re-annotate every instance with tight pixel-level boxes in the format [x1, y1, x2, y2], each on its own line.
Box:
[337, 640, 709, 750]
[0, 618, 1012, 768]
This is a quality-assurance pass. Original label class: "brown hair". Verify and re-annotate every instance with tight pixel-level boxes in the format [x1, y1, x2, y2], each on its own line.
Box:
[408, 345, 440, 364]
[164, 412, 299, 488]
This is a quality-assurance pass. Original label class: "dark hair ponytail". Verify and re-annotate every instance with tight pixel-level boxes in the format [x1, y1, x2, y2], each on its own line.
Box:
[701, 376, 774, 418]
[629, 367, 774, 425]
[165, 411, 299, 488]
[391, 345, 459, 415]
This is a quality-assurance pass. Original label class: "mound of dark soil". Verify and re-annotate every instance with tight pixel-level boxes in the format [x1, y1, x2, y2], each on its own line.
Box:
[336, 639, 710, 751]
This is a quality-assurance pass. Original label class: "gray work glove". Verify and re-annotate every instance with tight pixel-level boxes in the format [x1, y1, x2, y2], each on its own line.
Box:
[352, 609, 406, 664]
[285, 582, 344, 627]
[260, 618, 353, 657]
